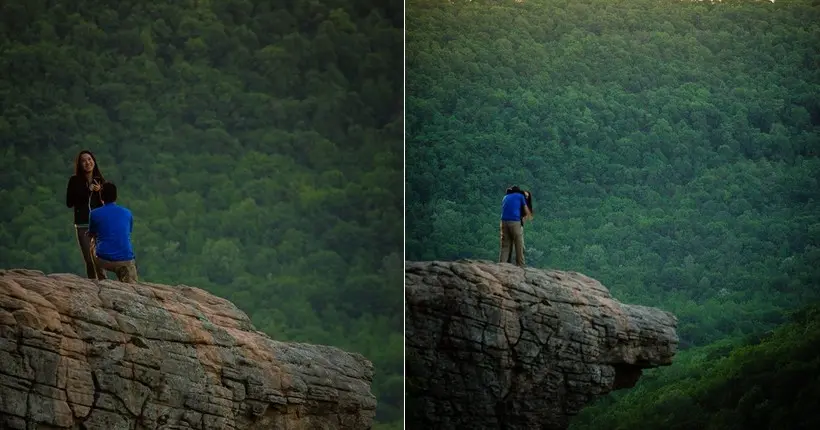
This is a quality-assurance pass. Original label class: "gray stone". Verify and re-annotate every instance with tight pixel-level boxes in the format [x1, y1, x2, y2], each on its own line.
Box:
[405, 260, 679, 430]
[0, 269, 376, 429]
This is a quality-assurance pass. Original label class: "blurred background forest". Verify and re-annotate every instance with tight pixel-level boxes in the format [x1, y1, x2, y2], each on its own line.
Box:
[0, 0, 403, 427]
[406, 0, 819, 427]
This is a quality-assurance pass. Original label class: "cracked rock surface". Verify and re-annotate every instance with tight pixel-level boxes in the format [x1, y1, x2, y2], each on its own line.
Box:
[0, 269, 376, 430]
[405, 260, 678, 430]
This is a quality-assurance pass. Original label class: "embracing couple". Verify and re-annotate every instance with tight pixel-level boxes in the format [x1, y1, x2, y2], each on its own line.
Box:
[65, 150, 139, 283]
[499, 185, 533, 267]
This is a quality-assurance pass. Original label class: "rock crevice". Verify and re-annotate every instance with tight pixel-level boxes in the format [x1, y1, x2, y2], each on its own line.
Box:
[405, 260, 678, 430]
[0, 269, 376, 430]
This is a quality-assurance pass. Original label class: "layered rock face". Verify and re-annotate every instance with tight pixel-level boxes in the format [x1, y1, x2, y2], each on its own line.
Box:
[0, 269, 376, 430]
[405, 260, 678, 430]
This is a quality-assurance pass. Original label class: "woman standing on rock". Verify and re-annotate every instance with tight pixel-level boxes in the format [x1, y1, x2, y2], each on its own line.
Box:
[65, 150, 107, 280]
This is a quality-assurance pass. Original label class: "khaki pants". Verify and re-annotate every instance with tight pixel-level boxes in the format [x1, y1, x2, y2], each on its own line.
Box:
[94, 256, 139, 283]
[499, 221, 525, 267]
[75, 226, 106, 280]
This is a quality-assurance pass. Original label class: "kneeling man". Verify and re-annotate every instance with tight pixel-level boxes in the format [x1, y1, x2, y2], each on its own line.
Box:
[88, 183, 139, 283]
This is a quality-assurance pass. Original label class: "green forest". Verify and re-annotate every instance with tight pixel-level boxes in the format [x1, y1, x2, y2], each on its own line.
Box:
[571, 303, 820, 429]
[0, 0, 403, 427]
[406, 0, 819, 426]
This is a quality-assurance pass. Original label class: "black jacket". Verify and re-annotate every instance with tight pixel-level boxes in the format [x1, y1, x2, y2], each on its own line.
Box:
[66, 175, 104, 225]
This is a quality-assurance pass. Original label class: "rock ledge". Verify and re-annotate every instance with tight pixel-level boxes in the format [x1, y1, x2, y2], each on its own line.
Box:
[405, 260, 678, 430]
[0, 269, 376, 430]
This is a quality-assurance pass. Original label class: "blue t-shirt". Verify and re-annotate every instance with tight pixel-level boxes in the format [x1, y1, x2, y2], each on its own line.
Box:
[501, 193, 528, 221]
[89, 203, 135, 262]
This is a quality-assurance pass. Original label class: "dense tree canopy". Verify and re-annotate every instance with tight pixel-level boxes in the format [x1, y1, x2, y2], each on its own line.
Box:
[406, 0, 819, 425]
[572, 301, 820, 429]
[0, 0, 403, 427]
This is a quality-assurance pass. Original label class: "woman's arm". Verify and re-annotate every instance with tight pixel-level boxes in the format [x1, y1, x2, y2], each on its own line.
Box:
[521, 194, 533, 220]
[66, 176, 76, 208]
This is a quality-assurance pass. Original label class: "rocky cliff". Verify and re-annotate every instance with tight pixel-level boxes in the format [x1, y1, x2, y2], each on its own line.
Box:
[0, 269, 376, 430]
[405, 260, 678, 430]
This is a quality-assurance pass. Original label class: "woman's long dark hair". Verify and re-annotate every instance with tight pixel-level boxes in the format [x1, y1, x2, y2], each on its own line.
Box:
[74, 150, 105, 182]
[524, 191, 533, 213]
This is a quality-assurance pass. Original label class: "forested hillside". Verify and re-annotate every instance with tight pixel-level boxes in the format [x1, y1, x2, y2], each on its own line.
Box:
[572, 302, 820, 429]
[0, 0, 403, 427]
[406, 0, 819, 425]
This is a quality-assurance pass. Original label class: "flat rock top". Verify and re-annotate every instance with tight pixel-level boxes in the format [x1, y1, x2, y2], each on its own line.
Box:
[405, 260, 678, 430]
[0, 268, 376, 430]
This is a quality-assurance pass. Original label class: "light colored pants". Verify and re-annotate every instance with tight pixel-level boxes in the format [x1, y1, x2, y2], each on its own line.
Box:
[75, 225, 106, 280]
[94, 256, 139, 283]
[499, 221, 525, 267]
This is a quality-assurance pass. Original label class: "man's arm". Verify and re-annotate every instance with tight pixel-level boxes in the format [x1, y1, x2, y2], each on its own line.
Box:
[88, 211, 96, 235]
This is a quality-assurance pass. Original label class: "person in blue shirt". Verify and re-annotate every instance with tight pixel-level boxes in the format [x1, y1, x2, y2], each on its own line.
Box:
[87, 182, 139, 283]
[499, 185, 532, 267]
